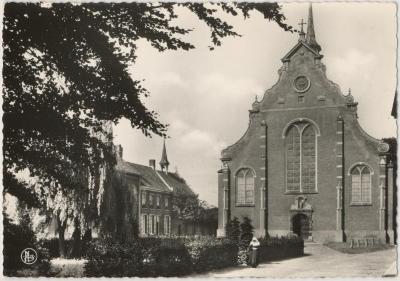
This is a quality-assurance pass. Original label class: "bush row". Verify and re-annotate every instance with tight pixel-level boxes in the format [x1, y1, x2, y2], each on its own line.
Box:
[258, 236, 304, 262]
[84, 236, 238, 277]
[84, 235, 303, 277]
[184, 237, 238, 273]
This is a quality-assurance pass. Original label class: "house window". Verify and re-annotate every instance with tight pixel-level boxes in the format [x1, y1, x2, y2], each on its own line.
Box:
[155, 215, 160, 235]
[236, 168, 255, 205]
[149, 194, 153, 208]
[165, 196, 169, 208]
[156, 195, 160, 208]
[164, 215, 171, 235]
[285, 121, 317, 193]
[148, 215, 154, 235]
[141, 191, 147, 207]
[351, 165, 372, 204]
[141, 214, 148, 234]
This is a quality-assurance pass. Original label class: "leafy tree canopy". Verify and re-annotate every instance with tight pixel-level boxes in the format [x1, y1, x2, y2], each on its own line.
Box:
[3, 2, 292, 224]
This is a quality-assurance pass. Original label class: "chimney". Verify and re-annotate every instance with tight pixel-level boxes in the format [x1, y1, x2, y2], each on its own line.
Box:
[149, 159, 156, 170]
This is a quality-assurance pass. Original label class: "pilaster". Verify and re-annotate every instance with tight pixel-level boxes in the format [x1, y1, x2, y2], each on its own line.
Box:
[379, 154, 387, 241]
[387, 161, 395, 244]
[335, 115, 344, 242]
[217, 158, 231, 237]
[258, 120, 268, 237]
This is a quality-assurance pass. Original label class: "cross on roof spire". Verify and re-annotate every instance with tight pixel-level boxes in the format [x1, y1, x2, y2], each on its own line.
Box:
[298, 18, 306, 42]
[298, 18, 306, 33]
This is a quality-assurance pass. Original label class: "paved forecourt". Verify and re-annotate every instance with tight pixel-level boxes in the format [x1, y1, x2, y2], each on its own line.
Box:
[193, 242, 397, 278]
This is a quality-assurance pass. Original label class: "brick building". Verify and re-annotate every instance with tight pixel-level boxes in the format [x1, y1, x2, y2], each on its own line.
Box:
[110, 141, 214, 238]
[217, 5, 396, 244]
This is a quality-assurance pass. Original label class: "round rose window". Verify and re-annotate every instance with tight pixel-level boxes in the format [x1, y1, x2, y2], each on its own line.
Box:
[294, 75, 311, 93]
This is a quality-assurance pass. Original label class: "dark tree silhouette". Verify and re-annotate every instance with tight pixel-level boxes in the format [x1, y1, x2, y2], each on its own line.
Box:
[3, 2, 292, 245]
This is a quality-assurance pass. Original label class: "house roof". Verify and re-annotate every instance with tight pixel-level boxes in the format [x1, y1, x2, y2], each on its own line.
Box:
[158, 171, 196, 196]
[117, 160, 196, 196]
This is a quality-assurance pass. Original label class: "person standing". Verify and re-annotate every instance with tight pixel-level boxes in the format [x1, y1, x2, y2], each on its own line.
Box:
[248, 237, 260, 268]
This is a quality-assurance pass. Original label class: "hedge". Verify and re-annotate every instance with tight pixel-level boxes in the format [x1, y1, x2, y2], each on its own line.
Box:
[84, 235, 303, 277]
[257, 236, 304, 262]
[183, 237, 238, 273]
[84, 237, 237, 277]
[85, 238, 192, 277]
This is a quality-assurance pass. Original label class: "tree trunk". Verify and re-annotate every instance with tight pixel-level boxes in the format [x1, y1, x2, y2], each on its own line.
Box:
[71, 218, 82, 258]
[57, 215, 67, 258]
[82, 228, 92, 256]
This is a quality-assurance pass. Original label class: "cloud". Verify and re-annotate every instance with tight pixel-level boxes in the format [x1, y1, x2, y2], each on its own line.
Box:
[158, 71, 187, 88]
[327, 49, 376, 79]
[195, 72, 263, 102]
[169, 118, 226, 156]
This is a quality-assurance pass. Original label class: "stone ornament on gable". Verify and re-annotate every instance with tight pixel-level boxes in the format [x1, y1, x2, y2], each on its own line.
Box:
[377, 140, 390, 154]
[345, 88, 358, 108]
[293, 75, 311, 93]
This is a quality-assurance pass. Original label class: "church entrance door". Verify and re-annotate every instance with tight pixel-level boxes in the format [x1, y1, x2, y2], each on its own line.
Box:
[292, 213, 310, 240]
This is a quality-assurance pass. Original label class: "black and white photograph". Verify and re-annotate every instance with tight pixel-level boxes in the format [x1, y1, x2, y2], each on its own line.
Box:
[2, 1, 398, 278]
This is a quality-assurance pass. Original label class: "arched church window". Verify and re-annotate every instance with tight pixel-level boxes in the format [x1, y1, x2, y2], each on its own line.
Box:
[351, 165, 372, 204]
[285, 121, 317, 193]
[236, 168, 255, 205]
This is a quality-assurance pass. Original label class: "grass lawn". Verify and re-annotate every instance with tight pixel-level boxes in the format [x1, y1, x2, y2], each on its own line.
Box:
[324, 242, 394, 254]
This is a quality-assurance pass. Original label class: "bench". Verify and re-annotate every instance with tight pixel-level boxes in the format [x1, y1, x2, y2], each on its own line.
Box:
[349, 236, 380, 248]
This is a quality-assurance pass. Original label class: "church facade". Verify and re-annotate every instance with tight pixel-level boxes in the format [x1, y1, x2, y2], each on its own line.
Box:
[217, 5, 396, 244]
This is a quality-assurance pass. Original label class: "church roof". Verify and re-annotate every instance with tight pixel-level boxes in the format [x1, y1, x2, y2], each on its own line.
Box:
[281, 3, 323, 62]
[281, 41, 323, 62]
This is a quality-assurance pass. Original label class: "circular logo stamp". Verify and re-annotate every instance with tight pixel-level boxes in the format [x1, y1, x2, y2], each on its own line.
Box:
[377, 141, 390, 153]
[21, 248, 37, 265]
[294, 75, 311, 93]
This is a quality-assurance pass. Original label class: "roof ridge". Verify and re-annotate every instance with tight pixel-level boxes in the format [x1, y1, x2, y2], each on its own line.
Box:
[155, 171, 174, 191]
[125, 161, 164, 172]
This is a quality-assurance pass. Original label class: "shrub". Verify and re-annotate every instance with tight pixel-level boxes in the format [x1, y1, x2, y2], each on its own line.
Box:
[4, 216, 51, 277]
[184, 237, 238, 272]
[257, 235, 304, 262]
[38, 238, 75, 258]
[85, 238, 192, 277]
[238, 217, 254, 265]
[85, 236, 238, 277]
[239, 217, 254, 247]
[3, 216, 36, 275]
[225, 217, 240, 244]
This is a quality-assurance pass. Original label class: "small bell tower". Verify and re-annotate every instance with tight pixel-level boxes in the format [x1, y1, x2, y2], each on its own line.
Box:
[159, 139, 169, 172]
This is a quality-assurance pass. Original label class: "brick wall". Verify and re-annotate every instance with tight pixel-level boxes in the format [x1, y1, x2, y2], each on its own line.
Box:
[218, 41, 394, 243]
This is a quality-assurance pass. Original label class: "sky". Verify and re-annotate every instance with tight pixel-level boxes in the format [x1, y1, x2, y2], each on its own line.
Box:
[113, 3, 397, 206]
